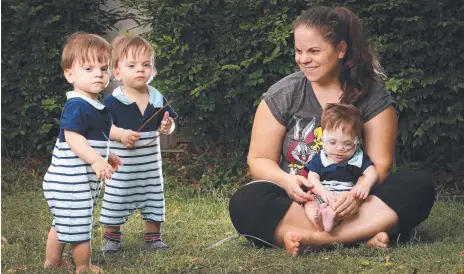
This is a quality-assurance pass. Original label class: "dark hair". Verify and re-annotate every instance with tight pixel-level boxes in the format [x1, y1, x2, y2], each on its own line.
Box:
[321, 103, 363, 139]
[295, 6, 382, 103]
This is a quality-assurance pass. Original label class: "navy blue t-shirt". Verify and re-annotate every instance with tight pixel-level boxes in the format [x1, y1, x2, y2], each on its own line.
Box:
[306, 150, 373, 183]
[104, 95, 178, 132]
[59, 97, 111, 142]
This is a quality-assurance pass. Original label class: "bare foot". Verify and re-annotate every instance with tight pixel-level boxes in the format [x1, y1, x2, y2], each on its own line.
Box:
[366, 232, 389, 248]
[320, 204, 336, 232]
[283, 232, 302, 257]
[314, 207, 325, 231]
[90, 264, 104, 273]
[304, 202, 324, 231]
[43, 259, 73, 270]
[75, 264, 104, 273]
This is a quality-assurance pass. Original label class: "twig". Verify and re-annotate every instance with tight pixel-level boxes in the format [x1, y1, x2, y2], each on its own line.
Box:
[206, 235, 239, 249]
[130, 100, 174, 148]
[136, 100, 174, 132]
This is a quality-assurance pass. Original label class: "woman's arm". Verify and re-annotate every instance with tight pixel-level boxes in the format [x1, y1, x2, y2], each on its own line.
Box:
[363, 106, 397, 183]
[248, 100, 313, 203]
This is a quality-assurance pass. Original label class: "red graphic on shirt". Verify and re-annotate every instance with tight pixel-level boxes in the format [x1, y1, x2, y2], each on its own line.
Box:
[287, 117, 323, 177]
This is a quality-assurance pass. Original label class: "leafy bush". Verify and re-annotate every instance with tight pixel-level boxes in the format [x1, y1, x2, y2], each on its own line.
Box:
[122, 0, 311, 146]
[3, 0, 462, 183]
[1, 0, 124, 155]
[346, 0, 464, 163]
[124, 0, 463, 166]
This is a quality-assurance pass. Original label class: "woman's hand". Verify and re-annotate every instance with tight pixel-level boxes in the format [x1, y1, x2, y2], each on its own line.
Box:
[331, 192, 361, 219]
[283, 174, 314, 203]
[320, 190, 337, 205]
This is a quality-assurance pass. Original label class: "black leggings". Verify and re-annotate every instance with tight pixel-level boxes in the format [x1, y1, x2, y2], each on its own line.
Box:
[229, 171, 436, 246]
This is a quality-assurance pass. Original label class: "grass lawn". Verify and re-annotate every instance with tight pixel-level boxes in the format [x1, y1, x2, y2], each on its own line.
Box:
[2, 178, 464, 274]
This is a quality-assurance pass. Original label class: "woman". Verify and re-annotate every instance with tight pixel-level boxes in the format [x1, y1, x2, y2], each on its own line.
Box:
[228, 6, 435, 256]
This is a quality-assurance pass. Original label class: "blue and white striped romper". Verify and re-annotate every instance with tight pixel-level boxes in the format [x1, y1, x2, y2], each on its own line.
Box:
[306, 149, 373, 195]
[43, 91, 112, 243]
[99, 86, 178, 226]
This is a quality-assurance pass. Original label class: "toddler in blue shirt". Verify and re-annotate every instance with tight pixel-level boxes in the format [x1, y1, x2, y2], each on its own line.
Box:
[99, 34, 177, 253]
[43, 32, 122, 273]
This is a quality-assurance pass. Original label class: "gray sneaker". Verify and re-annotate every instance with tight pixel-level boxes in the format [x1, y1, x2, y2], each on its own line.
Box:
[103, 239, 122, 253]
[145, 239, 169, 251]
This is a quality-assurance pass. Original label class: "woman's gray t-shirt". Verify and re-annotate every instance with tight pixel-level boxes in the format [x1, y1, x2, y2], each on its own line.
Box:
[263, 71, 395, 177]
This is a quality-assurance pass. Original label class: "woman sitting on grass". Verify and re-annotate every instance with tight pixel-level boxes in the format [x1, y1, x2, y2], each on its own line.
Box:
[229, 6, 435, 256]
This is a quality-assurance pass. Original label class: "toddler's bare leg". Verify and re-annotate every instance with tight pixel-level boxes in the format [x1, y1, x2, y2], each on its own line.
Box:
[43, 227, 71, 269]
[145, 221, 161, 233]
[105, 225, 120, 233]
[72, 241, 102, 273]
[304, 201, 324, 231]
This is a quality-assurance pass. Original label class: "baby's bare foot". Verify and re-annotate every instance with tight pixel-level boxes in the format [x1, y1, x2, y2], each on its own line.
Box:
[366, 232, 389, 248]
[320, 204, 336, 232]
[43, 259, 72, 269]
[304, 203, 324, 231]
[283, 232, 302, 257]
[314, 207, 324, 231]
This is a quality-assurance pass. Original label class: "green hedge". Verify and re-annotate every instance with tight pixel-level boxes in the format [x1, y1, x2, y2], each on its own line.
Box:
[1, 0, 123, 154]
[124, 0, 463, 163]
[2, 0, 463, 165]
[347, 0, 464, 163]
[123, 0, 310, 145]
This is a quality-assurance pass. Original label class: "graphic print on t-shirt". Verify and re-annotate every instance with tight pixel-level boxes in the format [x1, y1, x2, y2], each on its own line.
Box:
[287, 116, 323, 177]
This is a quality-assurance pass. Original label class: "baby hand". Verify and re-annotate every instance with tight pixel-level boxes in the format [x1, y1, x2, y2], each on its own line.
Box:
[320, 190, 337, 206]
[91, 158, 114, 181]
[121, 129, 141, 148]
[351, 183, 372, 200]
[159, 112, 173, 135]
[107, 152, 123, 171]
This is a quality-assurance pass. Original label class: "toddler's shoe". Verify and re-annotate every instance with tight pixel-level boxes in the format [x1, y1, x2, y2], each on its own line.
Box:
[145, 239, 169, 251]
[103, 238, 122, 253]
[102, 231, 123, 253]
